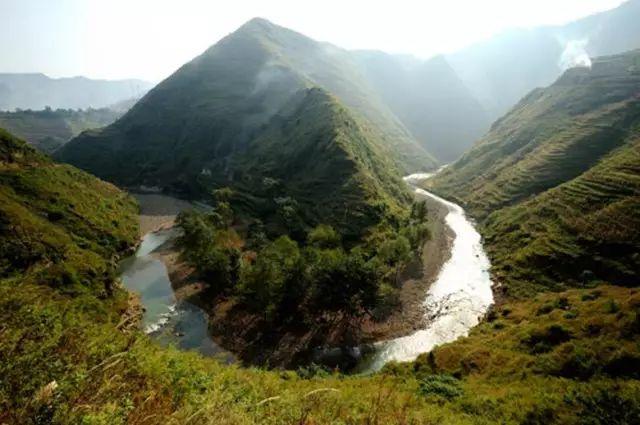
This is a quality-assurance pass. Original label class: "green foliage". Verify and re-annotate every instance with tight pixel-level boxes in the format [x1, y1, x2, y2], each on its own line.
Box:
[175, 205, 425, 327]
[175, 210, 242, 292]
[418, 375, 463, 400]
[307, 224, 341, 249]
[429, 49, 640, 297]
[0, 129, 137, 292]
[238, 235, 304, 321]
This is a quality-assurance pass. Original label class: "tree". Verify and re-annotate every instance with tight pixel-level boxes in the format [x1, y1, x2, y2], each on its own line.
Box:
[306, 247, 378, 318]
[307, 224, 341, 249]
[411, 200, 428, 223]
[238, 236, 304, 322]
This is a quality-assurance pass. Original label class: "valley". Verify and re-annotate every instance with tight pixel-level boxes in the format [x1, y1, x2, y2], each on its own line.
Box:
[2, 2, 640, 423]
[122, 174, 461, 370]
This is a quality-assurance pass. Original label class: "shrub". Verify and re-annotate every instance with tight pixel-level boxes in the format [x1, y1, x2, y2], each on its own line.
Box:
[418, 374, 463, 400]
[524, 325, 572, 354]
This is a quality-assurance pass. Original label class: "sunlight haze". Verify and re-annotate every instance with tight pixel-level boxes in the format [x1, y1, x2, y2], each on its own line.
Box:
[0, 0, 627, 82]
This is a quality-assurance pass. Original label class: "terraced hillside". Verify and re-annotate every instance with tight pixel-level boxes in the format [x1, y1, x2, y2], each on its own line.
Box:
[428, 49, 640, 296]
[484, 135, 640, 295]
[430, 50, 640, 219]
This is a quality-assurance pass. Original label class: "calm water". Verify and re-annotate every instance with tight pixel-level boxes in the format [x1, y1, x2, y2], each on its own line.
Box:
[119, 229, 234, 361]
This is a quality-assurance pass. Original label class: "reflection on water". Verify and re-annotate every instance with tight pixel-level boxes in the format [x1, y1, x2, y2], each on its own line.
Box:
[120, 229, 234, 362]
[359, 174, 494, 371]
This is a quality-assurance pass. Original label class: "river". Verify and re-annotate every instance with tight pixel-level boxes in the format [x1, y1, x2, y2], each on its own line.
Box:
[121, 174, 493, 371]
[119, 228, 234, 361]
[358, 173, 494, 371]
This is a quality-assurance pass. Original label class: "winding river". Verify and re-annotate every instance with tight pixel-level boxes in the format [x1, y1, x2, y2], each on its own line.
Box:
[360, 173, 494, 371]
[121, 173, 493, 371]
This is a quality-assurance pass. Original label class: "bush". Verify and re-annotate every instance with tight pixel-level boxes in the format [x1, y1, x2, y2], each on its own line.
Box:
[565, 387, 640, 425]
[524, 325, 572, 354]
[418, 374, 463, 400]
[307, 224, 341, 249]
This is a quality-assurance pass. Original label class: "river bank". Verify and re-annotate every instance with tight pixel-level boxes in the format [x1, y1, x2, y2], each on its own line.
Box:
[128, 179, 455, 369]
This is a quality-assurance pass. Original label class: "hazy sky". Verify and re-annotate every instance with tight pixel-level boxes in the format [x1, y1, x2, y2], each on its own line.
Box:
[0, 0, 627, 82]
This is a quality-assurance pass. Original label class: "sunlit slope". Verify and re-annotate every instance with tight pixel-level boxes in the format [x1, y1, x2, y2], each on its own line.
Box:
[0, 128, 138, 290]
[231, 87, 411, 239]
[483, 133, 640, 295]
[428, 50, 640, 296]
[430, 50, 640, 219]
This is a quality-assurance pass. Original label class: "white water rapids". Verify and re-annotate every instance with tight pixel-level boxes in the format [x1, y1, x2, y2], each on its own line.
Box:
[364, 173, 494, 371]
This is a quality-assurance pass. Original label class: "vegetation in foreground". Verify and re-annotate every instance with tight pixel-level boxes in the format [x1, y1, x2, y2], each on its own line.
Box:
[2, 86, 640, 423]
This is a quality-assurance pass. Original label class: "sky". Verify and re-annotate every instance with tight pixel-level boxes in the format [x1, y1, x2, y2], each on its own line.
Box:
[0, 0, 627, 82]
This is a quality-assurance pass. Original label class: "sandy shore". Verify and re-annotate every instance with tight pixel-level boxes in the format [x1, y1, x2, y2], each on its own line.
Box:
[133, 193, 193, 236]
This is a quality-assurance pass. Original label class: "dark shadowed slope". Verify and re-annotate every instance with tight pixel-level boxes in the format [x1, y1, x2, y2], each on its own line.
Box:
[57, 18, 436, 194]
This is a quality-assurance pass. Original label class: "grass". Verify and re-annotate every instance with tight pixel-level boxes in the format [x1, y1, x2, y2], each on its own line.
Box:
[4, 50, 640, 424]
[428, 49, 640, 296]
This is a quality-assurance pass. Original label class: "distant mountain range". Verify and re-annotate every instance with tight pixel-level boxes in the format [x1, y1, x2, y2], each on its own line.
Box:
[429, 49, 640, 295]
[0, 73, 152, 111]
[0, 107, 123, 153]
[448, 0, 640, 122]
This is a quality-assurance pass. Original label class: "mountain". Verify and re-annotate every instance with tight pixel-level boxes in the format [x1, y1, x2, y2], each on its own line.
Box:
[0, 107, 122, 153]
[60, 82, 412, 240]
[57, 18, 436, 199]
[0, 73, 152, 111]
[228, 87, 411, 239]
[353, 52, 489, 162]
[429, 49, 640, 295]
[448, 0, 640, 121]
[0, 128, 137, 291]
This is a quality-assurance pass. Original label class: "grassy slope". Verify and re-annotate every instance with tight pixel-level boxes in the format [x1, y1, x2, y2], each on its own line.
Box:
[483, 136, 640, 296]
[430, 50, 640, 219]
[0, 129, 138, 288]
[0, 130, 474, 424]
[2, 100, 640, 424]
[0, 108, 121, 153]
[427, 50, 640, 296]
